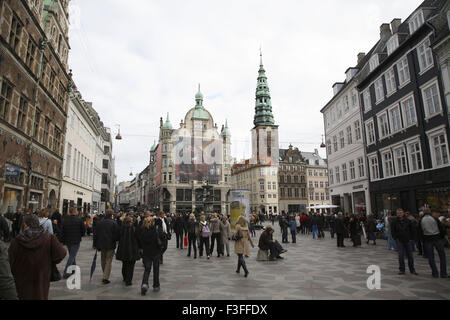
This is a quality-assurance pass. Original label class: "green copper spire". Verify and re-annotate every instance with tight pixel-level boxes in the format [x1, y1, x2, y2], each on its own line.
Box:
[162, 113, 172, 130]
[221, 119, 231, 136]
[254, 50, 275, 127]
[150, 140, 157, 152]
[192, 84, 209, 120]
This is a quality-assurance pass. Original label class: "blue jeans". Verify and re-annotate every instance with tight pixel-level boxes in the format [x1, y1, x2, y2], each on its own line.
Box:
[312, 225, 319, 239]
[386, 231, 397, 251]
[64, 243, 80, 275]
[142, 255, 160, 288]
[423, 239, 448, 277]
[397, 241, 415, 273]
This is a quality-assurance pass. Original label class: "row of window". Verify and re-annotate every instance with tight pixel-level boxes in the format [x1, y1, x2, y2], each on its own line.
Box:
[308, 181, 329, 189]
[327, 120, 362, 155]
[280, 188, 306, 198]
[309, 191, 330, 201]
[365, 79, 443, 145]
[329, 157, 365, 186]
[324, 87, 359, 130]
[308, 169, 327, 177]
[368, 129, 449, 181]
[8, 14, 67, 109]
[65, 143, 95, 187]
[363, 37, 434, 114]
[279, 175, 306, 184]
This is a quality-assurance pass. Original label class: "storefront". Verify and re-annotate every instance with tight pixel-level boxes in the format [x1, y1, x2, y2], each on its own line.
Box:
[416, 187, 450, 213]
[1, 187, 22, 215]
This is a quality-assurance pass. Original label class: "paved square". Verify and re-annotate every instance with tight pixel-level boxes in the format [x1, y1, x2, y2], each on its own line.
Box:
[49, 223, 450, 300]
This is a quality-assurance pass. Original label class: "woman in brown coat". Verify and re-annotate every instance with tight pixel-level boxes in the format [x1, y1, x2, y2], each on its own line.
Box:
[8, 214, 66, 300]
[233, 216, 254, 277]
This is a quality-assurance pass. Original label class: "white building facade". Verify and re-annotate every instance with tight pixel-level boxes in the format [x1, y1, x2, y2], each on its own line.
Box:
[321, 62, 372, 215]
[60, 89, 99, 215]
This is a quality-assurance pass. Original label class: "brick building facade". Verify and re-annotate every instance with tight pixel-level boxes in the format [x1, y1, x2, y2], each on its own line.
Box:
[0, 0, 70, 214]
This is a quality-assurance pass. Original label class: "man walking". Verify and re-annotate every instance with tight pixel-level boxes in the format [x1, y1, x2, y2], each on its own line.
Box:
[93, 209, 120, 284]
[391, 208, 418, 276]
[419, 209, 447, 278]
[61, 207, 86, 278]
[335, 212, 346, 247]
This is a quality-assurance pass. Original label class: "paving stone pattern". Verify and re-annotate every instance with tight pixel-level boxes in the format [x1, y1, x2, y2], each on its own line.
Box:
[49, 223, 450, 300]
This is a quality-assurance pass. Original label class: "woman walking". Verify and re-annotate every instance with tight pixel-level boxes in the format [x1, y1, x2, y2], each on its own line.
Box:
[38, 209, 53, 235]
[186, 214, 198, 259]
[233, 216, 254, 277]
[220, 216, 231, 257]
[137, 217, 164, 294]
[198, 215, 211, 259]
[349, 214, 362, 247]
[209, 213, 222, 257]
[116, 216, 140, 286]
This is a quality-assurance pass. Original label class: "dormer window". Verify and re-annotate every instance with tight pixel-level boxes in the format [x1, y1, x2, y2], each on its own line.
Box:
[369, 55, 379, 72]
[409, 10, 425, 35]
[386, 34, 399, 56]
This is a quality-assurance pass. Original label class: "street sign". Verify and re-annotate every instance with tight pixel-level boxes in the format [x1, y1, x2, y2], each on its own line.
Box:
[4, 164, 20, 178]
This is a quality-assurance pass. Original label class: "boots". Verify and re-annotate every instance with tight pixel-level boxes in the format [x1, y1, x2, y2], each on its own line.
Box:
[236, 260, 241, 273]
[241, 260, 249, 277]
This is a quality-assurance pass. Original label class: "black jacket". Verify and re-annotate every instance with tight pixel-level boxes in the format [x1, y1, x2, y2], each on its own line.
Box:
[116, 226, 140, 261]
[187, 219, 198, 235]
[93, 218, 120, 250]
[173, 217, 185, 234]
[258, 231, 272, 251]
[61, 215, 86, 245]
[335, 217, 346, 234]
[137, 225, 164, 258]
[391, 217, 413, 244]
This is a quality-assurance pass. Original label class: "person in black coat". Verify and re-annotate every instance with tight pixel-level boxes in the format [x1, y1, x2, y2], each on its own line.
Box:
[11, 209, 23, 238]
[173, 213, 185, 249]
[349, 214, 361, 247]
[93, 209, 120, 284]
[61, 207, 86, 278]
[334, 213, 346, 247]
[280, 215, 289, 243]
[317, 214, 325, 238]
[258, 226, 286, 260]
[186, 214, 198, 258]
[391, 209, 417, 275]
[365, 215, 377, 245]
[116, 217, 140, 286]
[328, 214, 336, 238]
[137, 216, 164, 295]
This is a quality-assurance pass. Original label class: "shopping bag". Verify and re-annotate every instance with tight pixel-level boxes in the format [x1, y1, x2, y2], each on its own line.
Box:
[184, 236, 188, 247]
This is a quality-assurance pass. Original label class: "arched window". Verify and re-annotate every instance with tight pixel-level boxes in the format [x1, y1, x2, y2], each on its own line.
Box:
[58, 35, 62, 53]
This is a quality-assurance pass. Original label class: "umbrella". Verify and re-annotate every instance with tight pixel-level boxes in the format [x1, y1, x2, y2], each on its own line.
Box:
[90, 250, 98, 281]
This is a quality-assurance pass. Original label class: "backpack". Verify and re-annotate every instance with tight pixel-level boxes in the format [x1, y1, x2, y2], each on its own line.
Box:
[201, 224, 211, 238]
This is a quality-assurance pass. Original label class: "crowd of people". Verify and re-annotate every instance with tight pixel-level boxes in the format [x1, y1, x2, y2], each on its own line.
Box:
[0, 206, 449, 300]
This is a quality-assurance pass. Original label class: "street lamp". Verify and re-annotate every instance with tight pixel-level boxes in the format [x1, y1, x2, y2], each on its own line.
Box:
[320, 134, 326, 148]
[115, 124, 122, 140]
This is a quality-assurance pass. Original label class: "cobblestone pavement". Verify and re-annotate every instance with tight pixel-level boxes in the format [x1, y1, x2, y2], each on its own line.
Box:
[49, 223, 450, 300]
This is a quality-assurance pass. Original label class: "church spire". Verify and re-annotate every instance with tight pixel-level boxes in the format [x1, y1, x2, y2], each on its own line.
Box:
[254, 51, 275, 127]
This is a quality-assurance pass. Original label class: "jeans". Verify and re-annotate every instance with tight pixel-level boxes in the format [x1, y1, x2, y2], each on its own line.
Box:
[397, 241, 415, 273]
[281, 228, 288, 243]
[291, 230, 296, 243]
[64, 243, 80, 275]
[210, 233, 222, 256]
[142, 256, 160, 288]
[329, 226, 335, 238]
[386, 230, 397, 251]
[176, 232, 183, 249]
[199, 237, 210, 257]
[423, 239, 448, 277]
[121, 261, 136, 284]
[188, 233, 197, 257]
[312, 225, 319, 239]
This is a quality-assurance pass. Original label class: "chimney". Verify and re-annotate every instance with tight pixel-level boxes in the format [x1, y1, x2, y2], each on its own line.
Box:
[380, 23, 392, 40]
[391, 18, 402, 34]
[357, 52, 366, 65]
[314, 148, 318, 155]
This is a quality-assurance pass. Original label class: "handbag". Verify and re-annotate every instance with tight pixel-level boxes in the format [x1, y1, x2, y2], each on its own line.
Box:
[232, 229, 243, 241]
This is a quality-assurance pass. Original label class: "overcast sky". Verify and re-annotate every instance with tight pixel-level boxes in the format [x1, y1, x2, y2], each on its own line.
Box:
[68, 0, 421, 183]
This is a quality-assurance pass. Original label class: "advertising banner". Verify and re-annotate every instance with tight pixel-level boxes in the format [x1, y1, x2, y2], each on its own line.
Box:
[229, 189, 250, 230]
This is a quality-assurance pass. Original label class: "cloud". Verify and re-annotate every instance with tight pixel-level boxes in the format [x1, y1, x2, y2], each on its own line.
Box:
[68, 0, 421, 182]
